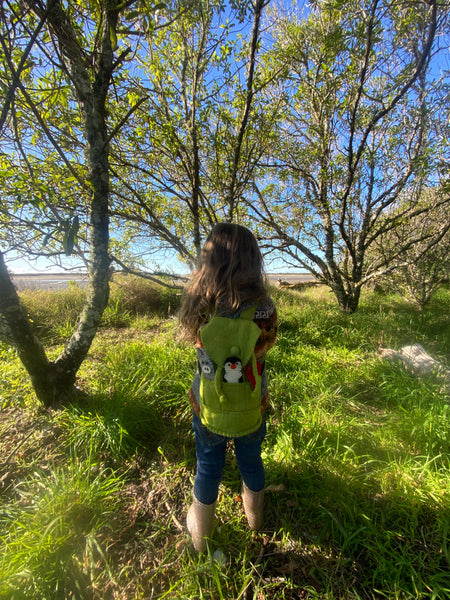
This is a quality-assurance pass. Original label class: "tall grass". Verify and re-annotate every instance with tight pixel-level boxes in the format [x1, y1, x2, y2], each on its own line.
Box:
[0, 455, 125, 599]
[14, 274, 182, 344]
[0, 282, 449, 599]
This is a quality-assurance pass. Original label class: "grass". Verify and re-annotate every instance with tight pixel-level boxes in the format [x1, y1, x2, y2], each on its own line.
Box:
[0, 280, 449, 599]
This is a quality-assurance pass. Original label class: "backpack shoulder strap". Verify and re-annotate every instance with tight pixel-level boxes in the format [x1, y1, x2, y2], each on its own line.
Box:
[239, 304, 257, 321]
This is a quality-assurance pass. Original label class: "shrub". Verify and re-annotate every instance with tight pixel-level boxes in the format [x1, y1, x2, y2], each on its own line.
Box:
[109, 274, 182, 317]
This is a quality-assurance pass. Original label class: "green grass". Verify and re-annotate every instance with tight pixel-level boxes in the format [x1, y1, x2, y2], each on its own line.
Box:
[0, 455, 124, 599]
[0, 282, 449, 599]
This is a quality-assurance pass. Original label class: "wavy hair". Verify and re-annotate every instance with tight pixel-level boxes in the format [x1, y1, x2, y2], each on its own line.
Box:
[179, 223, 268, 338]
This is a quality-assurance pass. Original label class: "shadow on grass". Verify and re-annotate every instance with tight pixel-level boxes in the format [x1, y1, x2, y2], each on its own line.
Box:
[61, 388, 195, 468]
[259, 463, 450, 599]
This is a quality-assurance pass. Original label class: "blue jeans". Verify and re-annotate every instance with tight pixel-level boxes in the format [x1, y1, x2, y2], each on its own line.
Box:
[192, 413, 267, 505]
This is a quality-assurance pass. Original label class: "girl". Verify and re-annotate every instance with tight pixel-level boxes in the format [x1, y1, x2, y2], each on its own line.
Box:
[179, 223, 278, 552]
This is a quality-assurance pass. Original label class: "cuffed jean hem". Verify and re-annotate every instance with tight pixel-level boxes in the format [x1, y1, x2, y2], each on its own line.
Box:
[192, 413, 266, 505]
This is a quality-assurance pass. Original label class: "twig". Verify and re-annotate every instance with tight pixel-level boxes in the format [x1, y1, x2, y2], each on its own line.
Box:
[165, 501, 184, 532]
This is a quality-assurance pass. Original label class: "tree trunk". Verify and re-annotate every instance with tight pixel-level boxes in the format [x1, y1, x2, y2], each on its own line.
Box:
[0, 252, 73, 406]
[336, 285, 361, 314]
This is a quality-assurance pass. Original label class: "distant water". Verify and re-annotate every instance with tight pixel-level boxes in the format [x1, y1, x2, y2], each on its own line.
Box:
[12, 273, 88, 290]
[12, 272, 315, 290]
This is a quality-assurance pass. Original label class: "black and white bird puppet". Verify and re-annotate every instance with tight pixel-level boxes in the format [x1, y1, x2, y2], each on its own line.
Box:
[223, 356, 243, 383]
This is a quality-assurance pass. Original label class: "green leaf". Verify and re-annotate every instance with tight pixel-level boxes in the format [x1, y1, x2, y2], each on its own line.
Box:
[63, 215, 79, 256]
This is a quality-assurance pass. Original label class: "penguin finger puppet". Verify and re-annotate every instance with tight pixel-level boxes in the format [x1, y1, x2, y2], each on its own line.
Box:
[223, 356, 243, 383]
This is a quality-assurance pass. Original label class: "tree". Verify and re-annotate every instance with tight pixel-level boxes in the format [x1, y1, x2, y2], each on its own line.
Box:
[106, 0, 276, 271]
[369, 186, 450, 308]
[251, 0, 448, 312]
[0, 0, 133, 405]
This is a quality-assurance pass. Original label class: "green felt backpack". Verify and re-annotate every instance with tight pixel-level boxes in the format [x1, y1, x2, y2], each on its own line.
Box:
[198, 305, 263, 437]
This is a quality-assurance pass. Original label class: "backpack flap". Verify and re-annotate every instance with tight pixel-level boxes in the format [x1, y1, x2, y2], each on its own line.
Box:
[200, 314, 260, 365]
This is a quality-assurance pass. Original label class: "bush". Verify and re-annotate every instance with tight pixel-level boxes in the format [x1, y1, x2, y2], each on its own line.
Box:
[109, 274, 182, 317]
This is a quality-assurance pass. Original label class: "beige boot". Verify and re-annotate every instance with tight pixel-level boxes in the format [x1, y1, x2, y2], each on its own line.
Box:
[242, 483, 264, 530]
[186, 496, 216, 552]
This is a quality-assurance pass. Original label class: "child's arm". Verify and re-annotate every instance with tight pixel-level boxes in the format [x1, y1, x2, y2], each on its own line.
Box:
[254, 298, 278, 413]
[254, 299, 278, 363]
[189, 387, 201, 416]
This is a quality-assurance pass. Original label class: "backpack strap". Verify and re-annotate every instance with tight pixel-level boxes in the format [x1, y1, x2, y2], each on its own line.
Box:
[239, 305, 257, 321]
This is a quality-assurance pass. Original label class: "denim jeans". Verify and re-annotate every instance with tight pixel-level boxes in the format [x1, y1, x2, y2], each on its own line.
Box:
[192, 412, 267, 505]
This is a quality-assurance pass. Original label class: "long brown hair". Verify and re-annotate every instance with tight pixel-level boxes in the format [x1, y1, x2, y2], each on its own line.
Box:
[179, 223, 268, 337]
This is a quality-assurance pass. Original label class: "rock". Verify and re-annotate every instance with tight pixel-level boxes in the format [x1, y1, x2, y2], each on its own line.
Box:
[379, 343, 450, 380]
